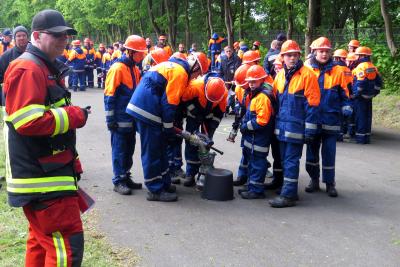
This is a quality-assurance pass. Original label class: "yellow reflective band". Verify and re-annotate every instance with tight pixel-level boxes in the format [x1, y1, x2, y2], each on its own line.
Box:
[10, 176, 75, 184]
[7, 176, 77, 193]
[6, 104, 45, 130]
[52, 231, 67, 267]
[50, 108, 69, 136]
[53, 98, 67, 108]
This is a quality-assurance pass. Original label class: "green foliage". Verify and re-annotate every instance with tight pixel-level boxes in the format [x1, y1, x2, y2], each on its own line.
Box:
[366, 43, 400, 94]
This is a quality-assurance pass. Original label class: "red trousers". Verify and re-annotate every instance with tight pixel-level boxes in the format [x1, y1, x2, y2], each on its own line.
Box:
[23, 196, 84, 267]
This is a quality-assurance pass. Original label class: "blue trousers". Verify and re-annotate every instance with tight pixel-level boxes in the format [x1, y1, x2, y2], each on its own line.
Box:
[237, 147, 249, 179]
[270, 134, 283, 181]
[110, 130, 136, 185]
[279, 142, 303, 198]
[167, 138, 183, 173]
[354, 98, 372, 144]
[136, 120, 170, 193]
[71, 71, 86, 91]
[85, 68, 94, 87]
[305, 133, 337, 184]
[244, 148, 267, 194]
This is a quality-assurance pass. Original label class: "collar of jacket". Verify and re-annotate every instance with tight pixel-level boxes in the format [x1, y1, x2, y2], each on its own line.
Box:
[357, 57, 371, 64]
[310, 56, 333, 71]
[169, 57, 190, 74]
[117, 53, 135, 68]
[284, 59, 303, 81]
[333, 60, 347, 67]
[26, 43, 70, 81]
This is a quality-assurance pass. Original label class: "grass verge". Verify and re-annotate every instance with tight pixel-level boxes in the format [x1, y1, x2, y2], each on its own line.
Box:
[0, 127, 139, 266]
[373, 94, 400, 129]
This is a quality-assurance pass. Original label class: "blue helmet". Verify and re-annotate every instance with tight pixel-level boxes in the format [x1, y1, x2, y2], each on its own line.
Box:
[212, 33, 219, 39]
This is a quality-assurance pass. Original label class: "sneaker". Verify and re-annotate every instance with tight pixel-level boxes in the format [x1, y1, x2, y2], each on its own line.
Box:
[113, 182, 132, 195]
[126, 177, 142, 190]
[146, 190, 178, 202]
[269, 196, 297, 208]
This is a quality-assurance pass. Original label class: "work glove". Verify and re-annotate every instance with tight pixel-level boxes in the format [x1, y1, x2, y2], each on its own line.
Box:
[304, 135, 315, 145]
[239, 124, 248, 135]
[342, 106, 353, 117]
[107, 122, 118, 131]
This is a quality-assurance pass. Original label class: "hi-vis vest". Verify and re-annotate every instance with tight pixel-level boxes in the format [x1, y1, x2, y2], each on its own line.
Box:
[4, 52, 79, 207]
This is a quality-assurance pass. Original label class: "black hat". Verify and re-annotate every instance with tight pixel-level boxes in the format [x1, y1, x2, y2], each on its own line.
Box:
[2, 28, 12, 36]
[276, 33, 287, 42]
[31, 9, 77, 35]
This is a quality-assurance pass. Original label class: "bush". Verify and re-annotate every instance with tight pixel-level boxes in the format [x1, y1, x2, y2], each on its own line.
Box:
[365, 43, 400, 95]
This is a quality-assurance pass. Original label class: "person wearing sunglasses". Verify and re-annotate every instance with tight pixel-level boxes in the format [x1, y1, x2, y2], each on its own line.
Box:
[3, 9, 89, 266]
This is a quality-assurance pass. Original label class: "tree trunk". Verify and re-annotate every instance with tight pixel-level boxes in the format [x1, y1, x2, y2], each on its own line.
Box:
[201, 0, 211, 38]
[238, 0, 244, 40]
[184, 0, 190, 49]
[305, 0, 316, 55]
[164, 0, 178, 50]
[287, 0, 294, 39]
[380, 0, 397, 57]
[147, 0, 161, 37]
[224, 0, 233, 47]
[207, 0, 214, 35]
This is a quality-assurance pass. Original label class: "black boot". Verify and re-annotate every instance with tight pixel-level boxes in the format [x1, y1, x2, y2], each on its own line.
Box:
[183, 175, 196, 187]
[240, 191, 266, 199]
[126, 177, 142, 190]
[237, 186, 248, 195]
[264, 178, 283, 190]
[269, 196, 297, 208]
[305, 179, 320, 193]
[165, 184, 177, 193]
[233, 176, 247, 186]
[146, 190, 178, 202]
[113, 182, 132, 195]
[171, 177, 181, 184]
[326, 183, 338, 197]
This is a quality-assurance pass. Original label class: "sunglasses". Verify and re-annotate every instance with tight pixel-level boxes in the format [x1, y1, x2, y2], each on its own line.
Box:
[40, 31, 68, 38]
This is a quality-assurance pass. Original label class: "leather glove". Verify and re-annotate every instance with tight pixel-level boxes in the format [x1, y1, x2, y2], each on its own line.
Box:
[304, 135, 315, 145]
[107, 122, 118, 131]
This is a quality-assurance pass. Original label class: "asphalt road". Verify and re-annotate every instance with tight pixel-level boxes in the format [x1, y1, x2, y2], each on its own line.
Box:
[73, 89, 400, 267]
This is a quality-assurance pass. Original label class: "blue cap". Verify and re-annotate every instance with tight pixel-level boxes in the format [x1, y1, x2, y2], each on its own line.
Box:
[212, 33, 219, 39]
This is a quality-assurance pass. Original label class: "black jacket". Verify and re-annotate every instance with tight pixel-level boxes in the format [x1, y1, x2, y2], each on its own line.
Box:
[0, 45, 25, 83]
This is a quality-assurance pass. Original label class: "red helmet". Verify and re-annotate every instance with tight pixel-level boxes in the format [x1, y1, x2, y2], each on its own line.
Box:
[280, 40, 301, 55]
[355, 46, 372, 56]
[150, 49, 169, 64]
[123, 35, 147, 52]
[313, 37, 332, 50]
[205, 77, 226, 102]
[245, 65, 267, 81]
[188, 52, 209, 74]
[348, 39, 360, 48]
[253, 41, 261, 47]
[242, 50, 261, 65]
[234, 64, 251, 87]
[171, 51, 187, 61]
[333, 49, 348, 58]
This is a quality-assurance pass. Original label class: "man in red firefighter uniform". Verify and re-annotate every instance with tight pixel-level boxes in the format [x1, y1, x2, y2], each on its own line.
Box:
[104, 35, 146, 195]
[180, 73, 228, 187]
[269, 40, 320, 208]
[352, 46, 382, 144]
[3, 9, 89, 265]
[304, 37, 352, 197]
[126, 52, 203, 201]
